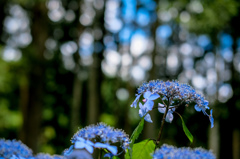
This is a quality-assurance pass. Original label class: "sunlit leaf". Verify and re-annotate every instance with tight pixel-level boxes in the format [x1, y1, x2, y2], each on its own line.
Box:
[124, 149, 131, 159]
[132, 139, 155, 159]
[125, 116, 145, 159]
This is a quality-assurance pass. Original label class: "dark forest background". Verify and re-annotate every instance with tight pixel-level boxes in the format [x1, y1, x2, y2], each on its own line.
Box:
[0, 0, 240, 158]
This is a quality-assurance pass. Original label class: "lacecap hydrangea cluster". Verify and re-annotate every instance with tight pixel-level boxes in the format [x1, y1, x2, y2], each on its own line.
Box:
[64, 122, 130, 157]
[152, 144, 216, 159]
[0, 139, 33, 159]
[131, 80, 214, 128]
[0, 139, 66, 159]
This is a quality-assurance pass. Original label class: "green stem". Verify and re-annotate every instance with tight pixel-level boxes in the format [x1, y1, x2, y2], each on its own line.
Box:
[98, 149, 102, 159]
[155, 98, 170, 148]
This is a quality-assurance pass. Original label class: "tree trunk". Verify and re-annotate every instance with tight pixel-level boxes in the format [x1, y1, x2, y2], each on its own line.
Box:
[71, 75, 83, 133]
[232, 129, 240, 159]
[208, 120, 220, 159]
[19, 2, 48, 153]
[86, 0, 105, 125]
[87, 53, 102, 124]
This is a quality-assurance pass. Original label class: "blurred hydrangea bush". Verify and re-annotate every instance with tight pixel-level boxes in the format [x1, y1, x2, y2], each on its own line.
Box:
[0, 139, 65, 159]
[0, 80, 215, 159]
[153, 144, 215, 159]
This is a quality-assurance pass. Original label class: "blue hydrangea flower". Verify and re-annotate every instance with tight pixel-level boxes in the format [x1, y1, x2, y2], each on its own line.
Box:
[142, 91, 160, 111]
[94, 143, 117, 155]
[64, 123, 130, 157]
[0, 139, 33, 159]
[74, 137, 94, 154]
[158, 103, 175, 123]
[131, 80, 214, 127]
[63, 149, 92, 159]
[209, 110, 214, 128]
[104, 153, 114, 158]
[35, 153, 66, 159]
[152, 144, 216, 159]
[131, 94, 141, 108]
[139, 102, 153, 123]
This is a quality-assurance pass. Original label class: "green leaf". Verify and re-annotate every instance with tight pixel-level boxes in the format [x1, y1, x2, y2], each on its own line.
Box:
[124, 149, 131, 159]
[177, 113, 193, 143]
[130, 117, 145, 143]
[125, 116, 145, 159]
[132, 139, 155, 159]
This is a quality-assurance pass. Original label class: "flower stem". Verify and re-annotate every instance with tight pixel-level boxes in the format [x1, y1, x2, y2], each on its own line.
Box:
[155, 98, 170, 148]
[98, 149, 102, 159]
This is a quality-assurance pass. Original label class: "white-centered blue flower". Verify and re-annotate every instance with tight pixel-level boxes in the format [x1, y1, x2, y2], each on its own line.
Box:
[74, 137, 94, 154]
[131, 94, 141, 108]
[94, 142, 118, 155]
[142, 91, 160, 111]
[139, 102, 153, 123]
[158, 103, 175, 123]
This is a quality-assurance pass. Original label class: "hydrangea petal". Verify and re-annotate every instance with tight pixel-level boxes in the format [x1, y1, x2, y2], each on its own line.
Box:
[139, 108, 145, 118]
[194, 105, 201, 112]
[169, 108, 175, 113]
[139, 102, 143, 109]
[74, 141, 85, 149]
[106, 145, 118, 155]
[158, 103, 164, 107]
[94, 142, 107, 148]
[76, 137, 85, 142]
[158, 107, 166, 113]
[210, 109, 214, 128]
[143, 91, 152, 99]
[148, 93, 160, 100]
[131, 94, 141, 108]
[10, 155, 18, 159]
[144, 114, 153, 123]
[158, 103, 166, 113]
[204, 100, 209, 109]
[210, 118, 214, 128]
[86, 140, 94, 146]
[104, 153, 114, 158]
[165, 112, 173, 123]
[145, 100, 154, 111]
[64, 145, 73, 156]
[85, 145, 94, 154]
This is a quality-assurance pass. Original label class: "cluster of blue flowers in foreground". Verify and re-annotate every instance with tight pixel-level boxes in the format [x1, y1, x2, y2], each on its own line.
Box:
[131, 80, 214, 128]
[0, 139, 33, 159]
[64, 122, 130, 157]
[152, 144, 216, 159]
[34, 153, 65, 159]
[0, 139, 65, 159]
